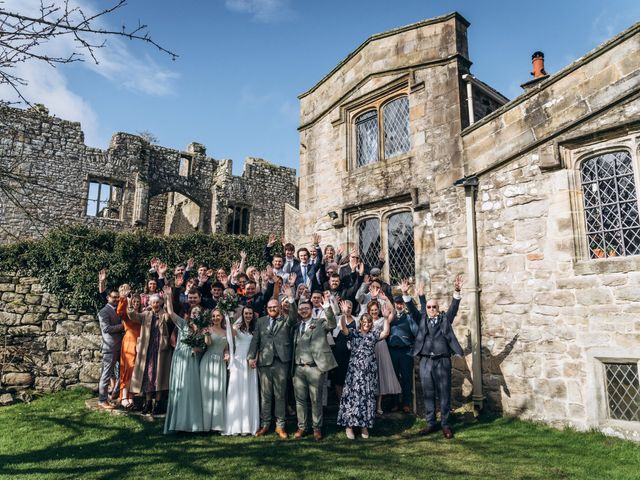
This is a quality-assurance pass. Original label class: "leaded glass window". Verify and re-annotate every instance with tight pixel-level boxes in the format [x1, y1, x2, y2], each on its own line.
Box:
[581, 151, 640, 259]
[387, 212, 415, 283]
[355, 110, 378, 167]
[604, 362, 640, 422]
[86, 181, 122, 219]
[358, 218, 381, 269]
[383, 96, 410, 159]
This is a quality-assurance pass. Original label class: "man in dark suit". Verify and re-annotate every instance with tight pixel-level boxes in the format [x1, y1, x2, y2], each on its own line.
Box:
[248, 293, 298, 438]
[97, 290, 124, 409]
[407, 275, 463, 439]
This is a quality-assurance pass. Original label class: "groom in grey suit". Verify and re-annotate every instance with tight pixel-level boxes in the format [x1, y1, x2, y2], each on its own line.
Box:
[248, 296, 297, 438]
[97, 290, 124, 409]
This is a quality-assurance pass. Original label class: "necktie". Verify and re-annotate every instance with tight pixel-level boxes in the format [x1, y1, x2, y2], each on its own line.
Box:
[314, 308, 319, 317]
[300, 322, 306, 335]
[430, 317, 437, 327]
[302, 265, 307, 283]
[269, 318, 275, 334]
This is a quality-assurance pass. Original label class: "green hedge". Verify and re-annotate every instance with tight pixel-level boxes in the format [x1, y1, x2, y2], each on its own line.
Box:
[0, 225, 275, 312]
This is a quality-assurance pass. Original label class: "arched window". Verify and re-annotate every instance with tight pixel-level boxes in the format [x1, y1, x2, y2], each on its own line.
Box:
[358, 218, 381, 268]
[387, 211, 415, 283]
[383, 96, 410, 159]
[352, 93, 411, 168]
[356, 210, 415, 283]
[581, 151, 640, 258]
[355, 110, 378, 167]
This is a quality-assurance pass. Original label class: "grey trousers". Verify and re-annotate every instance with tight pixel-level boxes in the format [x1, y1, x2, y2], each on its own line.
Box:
[98, 349, 120, 402]
[293, 364, 327, 431]
[419, 355, 452, 427]
[258, 358, 289, 428]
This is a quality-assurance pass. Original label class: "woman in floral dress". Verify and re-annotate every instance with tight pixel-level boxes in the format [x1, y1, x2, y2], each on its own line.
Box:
[337, 301, 391, 440]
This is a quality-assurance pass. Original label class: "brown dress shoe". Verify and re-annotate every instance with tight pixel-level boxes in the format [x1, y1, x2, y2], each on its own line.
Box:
[255, 426, 269, 437]
[418, 425, 437, 435]
[313, 430, 322, 442]
[275, 426, 288, 439]
[293, 429, 306, 439]
[442, 426, 454, 439]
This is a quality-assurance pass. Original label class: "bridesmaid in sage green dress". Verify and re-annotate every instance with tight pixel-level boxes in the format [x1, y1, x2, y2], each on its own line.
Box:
[163, 287, 204, 434]
[200, 309, 229, 432]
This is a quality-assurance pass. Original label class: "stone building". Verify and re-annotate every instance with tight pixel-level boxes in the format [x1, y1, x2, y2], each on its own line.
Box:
[285, 12, 640, 439]
[0, 105, 297, 242]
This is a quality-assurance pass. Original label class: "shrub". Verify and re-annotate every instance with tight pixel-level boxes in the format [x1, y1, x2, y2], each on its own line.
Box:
[0, 225, 276, 311]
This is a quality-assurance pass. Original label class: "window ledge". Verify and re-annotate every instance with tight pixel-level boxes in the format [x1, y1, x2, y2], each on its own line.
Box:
[598, 419, 640, 440]
[574, 254, 640, 275]
[85, 216, 123, 223]
[349, 153, 413, 175]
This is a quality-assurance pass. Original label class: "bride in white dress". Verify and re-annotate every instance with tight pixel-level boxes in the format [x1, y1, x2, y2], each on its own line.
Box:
[224, 306, 259, 435]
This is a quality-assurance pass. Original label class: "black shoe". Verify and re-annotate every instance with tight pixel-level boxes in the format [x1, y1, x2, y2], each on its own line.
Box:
[141, 400, 153, 415]
[151, 400, 162, 416]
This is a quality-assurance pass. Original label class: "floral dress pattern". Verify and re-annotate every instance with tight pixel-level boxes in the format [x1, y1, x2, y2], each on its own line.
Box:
[337, 327, 381, 428]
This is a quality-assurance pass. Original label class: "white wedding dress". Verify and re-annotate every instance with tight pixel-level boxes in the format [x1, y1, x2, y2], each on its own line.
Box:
[224, 329, 259, 435]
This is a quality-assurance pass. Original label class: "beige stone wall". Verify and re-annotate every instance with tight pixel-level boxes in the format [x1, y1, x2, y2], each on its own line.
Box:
[462, 23, 640, 439]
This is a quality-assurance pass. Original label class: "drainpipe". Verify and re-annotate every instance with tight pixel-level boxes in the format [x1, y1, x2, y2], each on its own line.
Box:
[454, 175, 483, 411]
[461, 74, 475, 125]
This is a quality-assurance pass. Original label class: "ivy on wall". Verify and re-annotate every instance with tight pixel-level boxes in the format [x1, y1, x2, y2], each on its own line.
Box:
[0, 226, 276, 312]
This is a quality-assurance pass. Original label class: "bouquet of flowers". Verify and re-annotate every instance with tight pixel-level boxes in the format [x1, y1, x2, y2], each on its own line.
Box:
[181, 309, 211, 353]
[217, 293, 239, 316]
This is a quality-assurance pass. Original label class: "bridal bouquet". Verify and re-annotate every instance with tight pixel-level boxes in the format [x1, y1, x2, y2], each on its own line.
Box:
[216, 293, 239, 316]
[181, 309, 211, 353]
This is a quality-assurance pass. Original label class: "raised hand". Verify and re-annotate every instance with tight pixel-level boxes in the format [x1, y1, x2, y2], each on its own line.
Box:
[175, 273, 184, 288]
[357, 261, 365, 275]
[323, 290, 331, 303]
[267, 233, 277, 247]
[163, 285, 173, 298]
[265, 264, 274, 280]
[339, 300, 350, 314]
[364, 274, 370, 284]
[400, 278, 410, 295]
[219, 271, 229, 288]
[311, 232, 321, 245]
[98, 269, 107, 283]
[454, 275, 463, 292]
[283, 284, 294, 299]
[240, 250, 247, 260]
[416, 281, 425, 297]
[382, 301, 393, 320]
[158, 262, 168, 277]
[336, 245, 345, 257]
[206, 268, 215, 278]
[150, 257, 160, 270]
[378, 250, 386, 262]
[288, 272, 297, 286]
[252, 269, 261, 283]
[186, 257, 195, 269]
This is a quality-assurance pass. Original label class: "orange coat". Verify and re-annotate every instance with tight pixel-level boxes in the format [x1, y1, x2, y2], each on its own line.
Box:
[117, 299, 141, 398]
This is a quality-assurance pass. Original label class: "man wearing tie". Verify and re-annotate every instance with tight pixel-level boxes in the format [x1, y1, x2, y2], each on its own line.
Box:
[248, 293, 298, 438]
[408, 275, 463, 439]
[289, 291, 338, 441]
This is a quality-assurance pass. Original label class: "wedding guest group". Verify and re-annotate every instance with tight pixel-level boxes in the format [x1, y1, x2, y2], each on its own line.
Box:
[96, 233, 464, 440]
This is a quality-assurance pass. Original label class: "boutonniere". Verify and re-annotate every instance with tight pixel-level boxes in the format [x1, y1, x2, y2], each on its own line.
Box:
[308, 324, 316, 331]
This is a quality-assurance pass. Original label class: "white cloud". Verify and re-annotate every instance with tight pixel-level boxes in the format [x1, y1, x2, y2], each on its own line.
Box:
[224, 0, 294, 23]
[0, 0, 179, 145]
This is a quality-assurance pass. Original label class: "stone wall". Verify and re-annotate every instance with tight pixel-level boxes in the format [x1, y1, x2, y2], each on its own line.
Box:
[0, 273, 101, 405]
[0, 106, 297, 242]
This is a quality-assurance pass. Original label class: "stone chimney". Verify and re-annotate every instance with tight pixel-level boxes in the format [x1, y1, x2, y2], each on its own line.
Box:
[521, 51, 550, 90]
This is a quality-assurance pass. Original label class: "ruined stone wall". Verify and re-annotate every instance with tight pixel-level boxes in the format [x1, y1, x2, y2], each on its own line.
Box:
[0, 273, 101, 405]
[214, 157, 297, 236]
[0, 107, 297, 242]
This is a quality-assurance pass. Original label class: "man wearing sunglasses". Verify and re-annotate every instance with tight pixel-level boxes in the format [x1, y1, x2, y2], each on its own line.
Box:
[408, 275, 463, 439]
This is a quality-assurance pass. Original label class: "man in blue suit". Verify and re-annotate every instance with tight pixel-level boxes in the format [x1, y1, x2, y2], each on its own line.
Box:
[407, 275, 463, 439]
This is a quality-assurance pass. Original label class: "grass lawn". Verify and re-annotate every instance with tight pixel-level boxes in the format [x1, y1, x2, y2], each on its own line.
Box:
[0, 389, 638, 480]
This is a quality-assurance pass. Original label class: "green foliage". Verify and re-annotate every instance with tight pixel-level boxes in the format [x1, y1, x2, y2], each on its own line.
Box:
[0, 225, 275, 312]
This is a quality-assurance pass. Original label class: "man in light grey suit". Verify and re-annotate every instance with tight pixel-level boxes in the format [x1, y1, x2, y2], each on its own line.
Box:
[289, 291, 338, 441]
[248, 293, 297, 438]
[97, 290, 124, 409]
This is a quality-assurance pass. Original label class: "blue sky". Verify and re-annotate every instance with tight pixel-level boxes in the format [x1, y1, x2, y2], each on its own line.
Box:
[5, 0, 640, 174]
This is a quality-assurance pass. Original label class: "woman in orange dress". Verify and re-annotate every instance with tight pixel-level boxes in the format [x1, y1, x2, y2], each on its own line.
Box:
[118, 286, 142, 410]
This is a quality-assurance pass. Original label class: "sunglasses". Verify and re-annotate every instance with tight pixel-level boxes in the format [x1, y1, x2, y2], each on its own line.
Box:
[427, 306, 438, 309]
